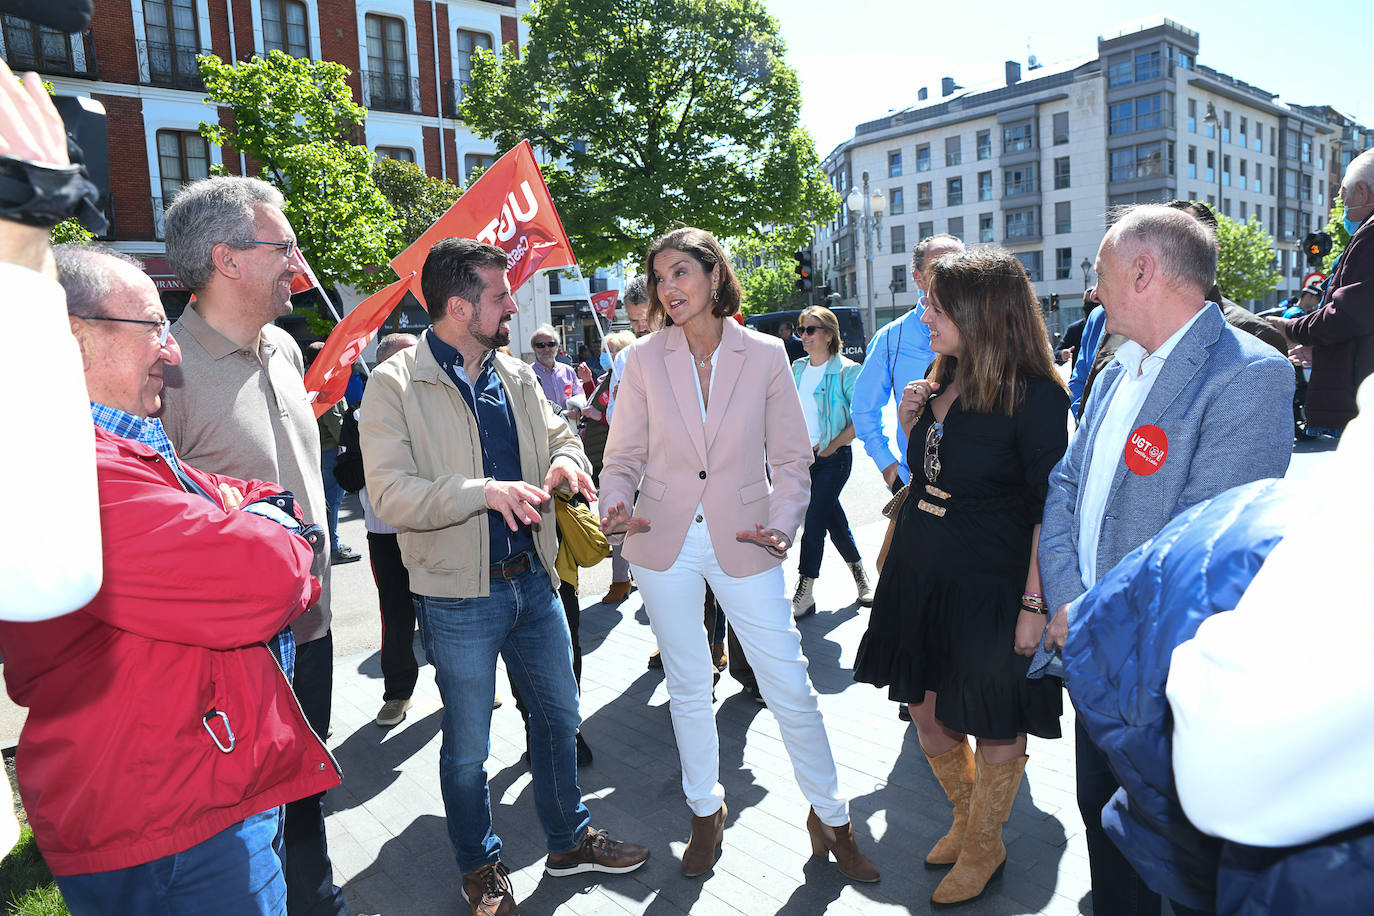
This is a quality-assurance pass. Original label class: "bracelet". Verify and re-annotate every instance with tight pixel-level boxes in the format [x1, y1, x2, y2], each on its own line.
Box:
[1020, 593, 1047, 609]
[1021, 602, 1049, 615]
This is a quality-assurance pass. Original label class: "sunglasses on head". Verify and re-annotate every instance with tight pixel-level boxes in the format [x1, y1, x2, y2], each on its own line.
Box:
[800, 325, 826, 335]
[533, 341, 558, 349]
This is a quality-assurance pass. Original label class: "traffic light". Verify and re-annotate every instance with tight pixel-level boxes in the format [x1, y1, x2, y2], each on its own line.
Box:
[1049, 293, 1060, 311]
[1303, 231, 1332, 267]
[793, 248, 813, 293]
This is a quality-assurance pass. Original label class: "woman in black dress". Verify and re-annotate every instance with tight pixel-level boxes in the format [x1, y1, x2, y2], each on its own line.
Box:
[853, 248, 1069, 906]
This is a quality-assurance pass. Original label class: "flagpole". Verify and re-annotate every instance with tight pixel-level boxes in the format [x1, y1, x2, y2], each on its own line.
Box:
[571, 263, 610, 345]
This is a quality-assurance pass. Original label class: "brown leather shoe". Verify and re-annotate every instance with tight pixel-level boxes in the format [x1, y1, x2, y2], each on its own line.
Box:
[462, 862, 517, 916]
[710, 641, 727, 670]
[681, 803, 726, 877]
[602, 580, 633, 604]
[806, 808, 880, 883]
[545, 827, 649, 876]
[924, 741, 975, 867]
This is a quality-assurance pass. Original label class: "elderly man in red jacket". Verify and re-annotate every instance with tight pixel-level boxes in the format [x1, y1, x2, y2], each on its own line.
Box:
[0, 244, 340, 915]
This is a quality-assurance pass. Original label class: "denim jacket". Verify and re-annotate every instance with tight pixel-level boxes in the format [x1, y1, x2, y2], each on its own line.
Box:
[792, 354, 861, 453]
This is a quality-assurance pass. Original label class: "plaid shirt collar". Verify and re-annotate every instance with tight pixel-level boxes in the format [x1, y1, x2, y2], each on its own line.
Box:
[89, 402, 180, 468]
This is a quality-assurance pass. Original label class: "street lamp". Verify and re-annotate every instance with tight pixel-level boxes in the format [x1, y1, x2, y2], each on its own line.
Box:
[888, 277, 900, 317]
[1080, 256, 1092, 294]
[846, 170, 886, 336]
[1204, 102, 1223, 213]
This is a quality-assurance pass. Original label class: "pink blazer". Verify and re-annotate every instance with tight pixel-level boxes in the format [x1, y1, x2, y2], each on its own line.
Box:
[599, 317, 813, 577]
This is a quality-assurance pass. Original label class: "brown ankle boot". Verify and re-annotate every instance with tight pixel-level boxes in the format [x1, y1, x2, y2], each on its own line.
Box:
[931, 748, 1027, 906]
[924, 741, 975, 867]
[681, 803, 726, 877]
[806, 808, 880, 883]
[602, 580, 633, 604]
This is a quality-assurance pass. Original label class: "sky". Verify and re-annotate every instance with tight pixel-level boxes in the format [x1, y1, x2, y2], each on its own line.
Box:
[763, 0, 1371, 158]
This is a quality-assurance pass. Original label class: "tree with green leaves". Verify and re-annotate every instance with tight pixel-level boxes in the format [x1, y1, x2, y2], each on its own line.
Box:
[1214, 211, 1281, 303]
[372, 156, 460, 250]
[460, 0, 839, 267]
[197, 51, 398, 292]
[732, 231, 804, 315]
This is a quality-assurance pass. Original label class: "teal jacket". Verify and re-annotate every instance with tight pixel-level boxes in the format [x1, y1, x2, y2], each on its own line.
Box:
[791, 354, 861, 453]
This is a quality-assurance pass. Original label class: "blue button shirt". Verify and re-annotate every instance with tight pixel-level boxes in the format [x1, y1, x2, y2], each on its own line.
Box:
[851, 296, 936, 484]
[426, 334, 533, 564]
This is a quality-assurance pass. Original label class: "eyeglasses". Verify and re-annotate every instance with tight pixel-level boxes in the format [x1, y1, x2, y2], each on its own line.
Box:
[72, 314, 172, 346]
[923, 421, 943, 482]
[238, 239, 301, 260]
[799, 325, 826, 335]
[532, 341, 559, 349]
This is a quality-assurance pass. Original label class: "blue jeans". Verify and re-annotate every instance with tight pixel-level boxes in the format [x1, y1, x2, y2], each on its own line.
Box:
[56, 809, 285, 915]
[413, 557, 590, 874]
[798, 445, 861, 579]
[320, 446, 342, 551]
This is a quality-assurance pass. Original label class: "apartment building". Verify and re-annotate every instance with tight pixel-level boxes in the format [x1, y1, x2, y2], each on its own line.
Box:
[817, 17, 1361, 332]
[0, 0, 601, 354]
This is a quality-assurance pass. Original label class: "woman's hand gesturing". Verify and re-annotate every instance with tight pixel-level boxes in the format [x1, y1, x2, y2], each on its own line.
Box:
[735, 524, 792, 558]
[600, 501, 650, 536]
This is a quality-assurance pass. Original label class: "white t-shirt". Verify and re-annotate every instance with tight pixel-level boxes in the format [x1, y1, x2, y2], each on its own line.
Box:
[797, 361, 826, 449]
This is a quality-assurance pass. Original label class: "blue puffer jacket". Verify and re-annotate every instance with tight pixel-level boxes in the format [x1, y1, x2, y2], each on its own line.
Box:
[1065, 477, 1374, 914]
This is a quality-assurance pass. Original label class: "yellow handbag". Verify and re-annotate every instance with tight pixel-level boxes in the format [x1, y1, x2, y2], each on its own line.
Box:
[554, 493, 610, 587]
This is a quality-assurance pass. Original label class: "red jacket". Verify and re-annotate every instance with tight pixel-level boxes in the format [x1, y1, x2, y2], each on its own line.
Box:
[0, 428, 339, 875]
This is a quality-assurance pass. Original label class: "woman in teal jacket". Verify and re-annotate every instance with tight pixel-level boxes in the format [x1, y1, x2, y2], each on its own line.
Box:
[791, 305, 871, 617]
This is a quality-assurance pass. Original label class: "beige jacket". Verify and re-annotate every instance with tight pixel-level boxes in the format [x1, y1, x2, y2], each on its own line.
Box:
[358, 330, 590, 598]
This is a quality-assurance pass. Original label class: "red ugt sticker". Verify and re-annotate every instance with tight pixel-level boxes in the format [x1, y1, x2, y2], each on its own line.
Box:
[1125, 424, 1168, 475]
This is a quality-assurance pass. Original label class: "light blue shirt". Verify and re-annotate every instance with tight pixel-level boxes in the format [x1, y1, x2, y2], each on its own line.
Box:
[851, 298, 935, 483]
[1068, 306, 1107, 415]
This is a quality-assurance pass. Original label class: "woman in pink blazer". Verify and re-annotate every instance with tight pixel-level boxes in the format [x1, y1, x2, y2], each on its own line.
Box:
[599, 227, 878, 883]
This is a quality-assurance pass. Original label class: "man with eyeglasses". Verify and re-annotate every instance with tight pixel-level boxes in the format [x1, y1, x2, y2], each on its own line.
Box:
[0, 243, 339, 914]
[529, 324, 578, 414]
[159, 176, 349, 916]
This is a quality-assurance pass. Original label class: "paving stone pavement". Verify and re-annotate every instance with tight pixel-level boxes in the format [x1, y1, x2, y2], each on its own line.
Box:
[323, 516, 1093, 915]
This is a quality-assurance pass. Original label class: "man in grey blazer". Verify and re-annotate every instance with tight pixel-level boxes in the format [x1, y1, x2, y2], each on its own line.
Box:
[1039, 204, 1294, 916]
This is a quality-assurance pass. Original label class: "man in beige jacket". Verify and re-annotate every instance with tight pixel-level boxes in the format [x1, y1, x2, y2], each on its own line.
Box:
[358, 238, 647, 916]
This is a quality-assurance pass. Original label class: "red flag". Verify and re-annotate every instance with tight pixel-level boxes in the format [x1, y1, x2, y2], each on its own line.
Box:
[589, 289, 618, 319]
[390, 140, 576, 298]
[289, 260, 320, 295]
[303, 272, 415, 417]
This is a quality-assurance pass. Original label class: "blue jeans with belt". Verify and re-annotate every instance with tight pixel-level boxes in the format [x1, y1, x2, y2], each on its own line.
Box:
[798, 445, 862, 579]
[413, 554, 590, 874]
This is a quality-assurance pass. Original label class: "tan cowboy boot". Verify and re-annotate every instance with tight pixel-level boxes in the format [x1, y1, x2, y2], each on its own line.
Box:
[924, 740, 975, 867]
[931, 748, 1027, 906]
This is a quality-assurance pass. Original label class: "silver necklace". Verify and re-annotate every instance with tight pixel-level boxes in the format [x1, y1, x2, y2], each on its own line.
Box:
[692, 348, 715, 369]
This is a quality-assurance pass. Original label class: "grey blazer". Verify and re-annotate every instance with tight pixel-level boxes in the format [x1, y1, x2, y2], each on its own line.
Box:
[1039, 304, 1295, 614]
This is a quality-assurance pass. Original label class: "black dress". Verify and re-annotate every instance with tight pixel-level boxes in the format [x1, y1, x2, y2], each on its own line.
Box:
[853, 374, 1069, 739]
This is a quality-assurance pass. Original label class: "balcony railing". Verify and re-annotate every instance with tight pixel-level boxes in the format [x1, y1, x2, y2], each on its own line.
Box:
[138, 39, 208, 91]
[361, 70, 420, 114]
[443, 79, 467, 118]
[0, 28, 98, 79]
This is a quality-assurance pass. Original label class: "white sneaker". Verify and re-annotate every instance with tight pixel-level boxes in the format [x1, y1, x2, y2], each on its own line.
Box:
[375, 697, 411, 727]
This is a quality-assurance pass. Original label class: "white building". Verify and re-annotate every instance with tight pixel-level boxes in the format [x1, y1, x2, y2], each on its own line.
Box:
[816, 17, 1352, 335]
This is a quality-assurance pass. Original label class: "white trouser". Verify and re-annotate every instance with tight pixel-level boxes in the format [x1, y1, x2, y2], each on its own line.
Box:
[631, 519, 849, 827]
